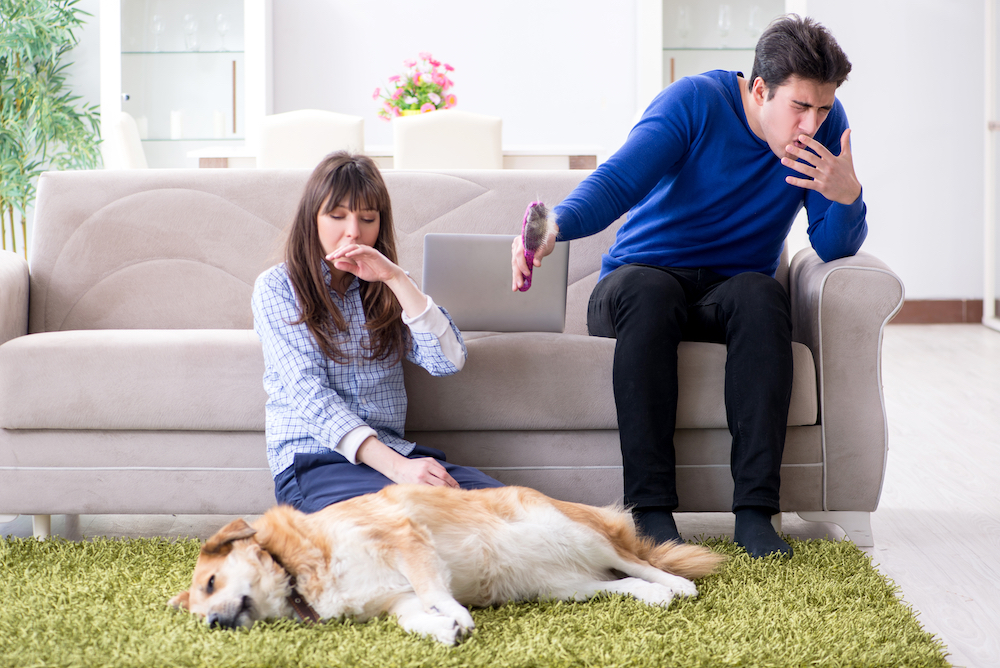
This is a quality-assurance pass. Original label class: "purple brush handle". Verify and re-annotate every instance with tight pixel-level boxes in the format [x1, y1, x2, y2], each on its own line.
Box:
[520, 249, 536, 292]
[518, 200, 544, 292]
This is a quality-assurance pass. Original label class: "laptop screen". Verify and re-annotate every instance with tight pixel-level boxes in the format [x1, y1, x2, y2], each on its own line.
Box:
[421, 233, 570, 333]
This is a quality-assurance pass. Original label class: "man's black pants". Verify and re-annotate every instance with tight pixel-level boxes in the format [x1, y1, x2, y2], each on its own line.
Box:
[587, 264, 793, 514]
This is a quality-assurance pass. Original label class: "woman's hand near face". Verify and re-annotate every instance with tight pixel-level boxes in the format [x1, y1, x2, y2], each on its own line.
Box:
[327, 244, 398, 284]
[327, 245, 430, 319]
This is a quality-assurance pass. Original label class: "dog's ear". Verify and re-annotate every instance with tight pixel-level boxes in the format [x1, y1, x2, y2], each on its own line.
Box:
[169, 590, 190, 610]
[202, 518, 258, 555]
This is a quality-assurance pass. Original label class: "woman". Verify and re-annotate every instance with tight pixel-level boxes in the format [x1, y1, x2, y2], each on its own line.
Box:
[251, 152, 501, 512]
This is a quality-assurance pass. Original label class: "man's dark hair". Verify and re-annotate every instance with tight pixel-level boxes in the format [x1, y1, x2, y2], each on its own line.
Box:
[748, 14, 852, 98]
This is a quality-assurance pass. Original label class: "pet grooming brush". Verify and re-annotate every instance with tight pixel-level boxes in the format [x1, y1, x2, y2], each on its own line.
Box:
[518, 201, 557, 292]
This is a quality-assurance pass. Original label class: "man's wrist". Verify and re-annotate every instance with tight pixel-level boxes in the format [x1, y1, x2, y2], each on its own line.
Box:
[837, 183, 862, 206]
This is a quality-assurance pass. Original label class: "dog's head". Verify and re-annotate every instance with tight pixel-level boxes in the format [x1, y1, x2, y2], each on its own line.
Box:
[169, 518, 292, 628]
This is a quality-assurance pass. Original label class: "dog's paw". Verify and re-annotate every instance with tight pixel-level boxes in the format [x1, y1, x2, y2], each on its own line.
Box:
[433, 617, 469, 646]
[616, 576, 697, 606]
[430, 600, 476, 634]
[406, 612, 470, 645]
[393, 595, 475, 645]
[660, 573, 698, 598]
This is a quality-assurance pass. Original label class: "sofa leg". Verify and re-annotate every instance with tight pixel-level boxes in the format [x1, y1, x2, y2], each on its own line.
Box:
[797, 511, 873, 547]
[32, 514, 52, 540]
[771, 513, 782, 533]
[64, 514, 81, 539]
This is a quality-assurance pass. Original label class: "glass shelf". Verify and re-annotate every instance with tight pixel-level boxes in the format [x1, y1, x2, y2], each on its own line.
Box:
[141, 137, 245, 142]
[663, 47, 755, 51]
[123, 50, 245, 55]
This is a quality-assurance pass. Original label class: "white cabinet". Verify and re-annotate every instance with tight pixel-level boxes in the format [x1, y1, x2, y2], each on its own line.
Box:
[636, 0, 806, 112]
[99, 0, 271, 168]
[986, 0, 1000, 331]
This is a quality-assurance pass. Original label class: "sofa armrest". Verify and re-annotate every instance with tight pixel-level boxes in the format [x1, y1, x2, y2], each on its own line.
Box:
[0, 251, 29, 346]
[789, 248, 904, 512]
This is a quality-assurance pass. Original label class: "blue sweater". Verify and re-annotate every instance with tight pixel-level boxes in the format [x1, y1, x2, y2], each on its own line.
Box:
[554, 70, 867, 279]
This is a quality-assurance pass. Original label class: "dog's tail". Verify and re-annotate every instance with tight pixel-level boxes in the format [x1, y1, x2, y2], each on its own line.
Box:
[635, 537, 726, 581]
[548, 494, 725, 580]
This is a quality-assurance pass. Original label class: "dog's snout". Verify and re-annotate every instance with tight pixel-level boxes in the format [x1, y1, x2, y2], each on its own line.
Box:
[207, 611, 237, 630]
[207, 596, 253, 629]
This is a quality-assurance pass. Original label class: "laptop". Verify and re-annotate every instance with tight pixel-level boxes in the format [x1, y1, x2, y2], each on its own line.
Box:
[421, 233, 570, 332]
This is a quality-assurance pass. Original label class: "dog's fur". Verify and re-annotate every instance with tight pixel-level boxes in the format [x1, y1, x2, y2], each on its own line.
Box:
[170, 485, 725, 644]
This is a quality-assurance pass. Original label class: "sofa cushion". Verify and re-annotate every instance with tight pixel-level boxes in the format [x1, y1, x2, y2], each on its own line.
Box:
[404, 332, 818, 431]
[0, 329, 817, 433]
[0, 330, 267, 430]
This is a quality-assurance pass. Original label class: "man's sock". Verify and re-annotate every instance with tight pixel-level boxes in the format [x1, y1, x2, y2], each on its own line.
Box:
[734, 507, 793, 558]
[633, 507, 682, 544]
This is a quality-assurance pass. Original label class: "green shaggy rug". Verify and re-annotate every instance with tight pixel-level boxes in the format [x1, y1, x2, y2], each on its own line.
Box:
[0, 535, 949, 668]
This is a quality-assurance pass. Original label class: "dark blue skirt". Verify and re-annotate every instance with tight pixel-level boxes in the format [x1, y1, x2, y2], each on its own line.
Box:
[273, 444, 504, 514]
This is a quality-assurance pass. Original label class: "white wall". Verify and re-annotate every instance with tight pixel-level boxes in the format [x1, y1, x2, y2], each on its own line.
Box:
[271, 0, 990, 301]
[61, 0, 990, 301]
[808, 0, 985, 300]
[271, 0, 638, 159]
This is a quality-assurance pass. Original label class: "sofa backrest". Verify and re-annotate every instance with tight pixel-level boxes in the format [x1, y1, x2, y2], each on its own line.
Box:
[29, 169, 624, 336]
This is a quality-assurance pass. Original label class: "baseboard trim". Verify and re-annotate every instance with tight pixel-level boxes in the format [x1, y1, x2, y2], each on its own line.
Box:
[890, 299, 987, 324]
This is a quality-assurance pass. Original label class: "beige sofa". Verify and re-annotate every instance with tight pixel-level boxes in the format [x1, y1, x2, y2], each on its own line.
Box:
[0, 168, 903, 544]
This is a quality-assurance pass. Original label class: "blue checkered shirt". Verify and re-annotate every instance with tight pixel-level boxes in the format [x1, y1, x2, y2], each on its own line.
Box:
[251, 263, 466, 477]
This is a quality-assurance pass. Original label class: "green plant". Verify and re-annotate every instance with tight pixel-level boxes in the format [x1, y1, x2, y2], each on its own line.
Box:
[0, 0, 102, 258]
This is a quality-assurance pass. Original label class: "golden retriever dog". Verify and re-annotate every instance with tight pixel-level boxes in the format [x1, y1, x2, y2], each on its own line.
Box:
[170, 485, 724, 644]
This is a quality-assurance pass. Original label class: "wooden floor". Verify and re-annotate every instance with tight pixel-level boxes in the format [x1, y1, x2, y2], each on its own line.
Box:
[2, 324, 998, 667]
[867, 324, 1000, 668]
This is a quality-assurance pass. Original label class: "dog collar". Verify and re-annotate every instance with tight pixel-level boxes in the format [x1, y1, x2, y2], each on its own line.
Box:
[287, 576, 322, 624]
[264, 550, 322, 624]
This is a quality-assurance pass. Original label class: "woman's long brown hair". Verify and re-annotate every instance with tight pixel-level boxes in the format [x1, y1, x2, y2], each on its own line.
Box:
[284, 152, 407, 363]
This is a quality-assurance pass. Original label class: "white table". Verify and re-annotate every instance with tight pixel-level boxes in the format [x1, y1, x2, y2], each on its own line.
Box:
[187, 144, 601, 170]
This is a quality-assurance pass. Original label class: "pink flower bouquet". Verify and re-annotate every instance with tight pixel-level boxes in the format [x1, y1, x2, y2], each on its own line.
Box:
[374, 52, 457, 121]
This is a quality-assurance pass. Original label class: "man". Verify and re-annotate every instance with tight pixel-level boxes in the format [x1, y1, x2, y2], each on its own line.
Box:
[511, 15, 865, 558]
